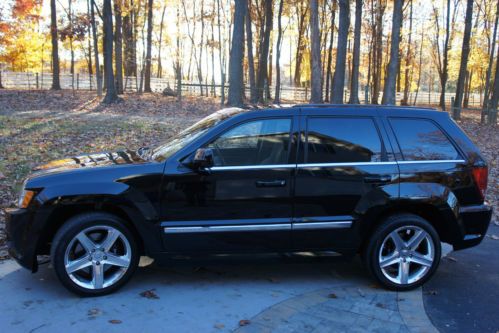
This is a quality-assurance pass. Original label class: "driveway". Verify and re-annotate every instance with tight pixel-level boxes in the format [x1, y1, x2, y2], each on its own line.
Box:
[0, 254, 437, 333]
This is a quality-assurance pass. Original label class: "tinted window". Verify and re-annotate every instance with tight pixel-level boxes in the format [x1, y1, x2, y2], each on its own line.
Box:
[306, 117, 383, 163]
[207, 118, 291, 166]
[390, 118, 460, 161]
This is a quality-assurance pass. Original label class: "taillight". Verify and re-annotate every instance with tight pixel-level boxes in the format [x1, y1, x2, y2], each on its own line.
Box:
[471, 166, 488, 200]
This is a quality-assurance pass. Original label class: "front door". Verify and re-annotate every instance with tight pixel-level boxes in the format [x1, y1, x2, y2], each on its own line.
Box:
[293, 111, 399, 251]
[160, 116, 296, 253]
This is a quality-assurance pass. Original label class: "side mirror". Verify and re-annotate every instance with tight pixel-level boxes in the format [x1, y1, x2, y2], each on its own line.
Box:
[192, 148, 214, 169]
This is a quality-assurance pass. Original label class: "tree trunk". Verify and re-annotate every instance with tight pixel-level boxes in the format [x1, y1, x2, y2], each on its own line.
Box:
[217, 0, 226, 105]
[440, 0, 452, 110]
[144, 0, 153, 92]
[463, 70, 472, 108]
[102, 0, 118, 104]
[325, 1, 336, 102]
[256, 0, 273, 103]
[310, 0, 323, 103]
[452, 0, 473, 119]
[91, 0, 102, 96]
[331, 0, 350, 104]
[50, 0, 61, 90]
[294, 3, 308, 86]
[401, 0, 413, 105]
[413, 27, 424, 105]
[227, 0, 247, 107]
[274, 0, 284, 104]
[371, 0, 385, 104]
[157, 5, 166, 78]
[123, 0, 137, 78]
[488, 53, 499, 124]
[246, 1, 257, 103]
[482, 0, 499, 122]
[382, 0, 403, 105]
[349, 0, 362, 104]
[114, 0, 124, 94]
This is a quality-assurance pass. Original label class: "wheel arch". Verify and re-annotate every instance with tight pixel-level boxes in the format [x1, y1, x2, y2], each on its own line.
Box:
[358, 200, 459, 253]
[35, 199, 152, 258]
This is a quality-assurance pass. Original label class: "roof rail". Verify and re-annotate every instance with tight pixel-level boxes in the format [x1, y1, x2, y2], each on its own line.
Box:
[292, 103, 436, 110]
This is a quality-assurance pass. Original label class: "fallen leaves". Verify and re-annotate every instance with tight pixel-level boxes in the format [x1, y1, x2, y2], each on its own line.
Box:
[327, 293, 338, 299]
[140, 289, 159, 299]
[238, 319, 251, 327]
[108, 319, 122, 324]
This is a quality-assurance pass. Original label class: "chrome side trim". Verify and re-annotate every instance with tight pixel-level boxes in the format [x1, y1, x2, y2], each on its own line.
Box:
[293, 221, 352, 230]
[297, 162, 397, 168]
[210, 164, 295, 171]
[164, 223, 291, 233]
[207, 160, 466, 171]
[397, 160, 465, 165]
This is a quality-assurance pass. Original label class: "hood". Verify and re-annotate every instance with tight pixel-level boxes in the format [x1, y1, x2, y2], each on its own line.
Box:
[31, 150, 148, 178]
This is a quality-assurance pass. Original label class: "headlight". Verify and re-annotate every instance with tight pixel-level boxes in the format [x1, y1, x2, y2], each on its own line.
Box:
[18, 189, 36, 208]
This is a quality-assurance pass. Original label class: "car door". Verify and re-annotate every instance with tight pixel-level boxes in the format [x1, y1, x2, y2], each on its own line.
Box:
[292, 108, 399, 251]
[159, 115, 297, 253]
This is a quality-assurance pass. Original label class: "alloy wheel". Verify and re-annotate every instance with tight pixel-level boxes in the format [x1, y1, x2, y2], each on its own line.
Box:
[378, 226, 435, 285]
[63, 225, 132, 290]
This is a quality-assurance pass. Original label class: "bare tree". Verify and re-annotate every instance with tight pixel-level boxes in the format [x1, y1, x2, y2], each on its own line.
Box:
[382, 0, 404, 105]
[452, 0, 474, 118]
[482, 0, 499, 122]
[50, 0, 61, 90]
[488, 53, 499, 124]
[157, 5, 166, 78]
[227, 0, 247, 107]
[144, 0, 153, 92]
[349, 0, 362, 104]
[331, 0, 350, 104]
[256, 0, 273, 103]
[114, 0, 124, 94]
[246, 1, 257, 103]
[325, 1, 337, 102]
[274, 0, 285, 104]
[432, 0, 458, 110]
[310, 0, 323, 103]
[401, 0, 413, 105]
[102, 0, 118, 104]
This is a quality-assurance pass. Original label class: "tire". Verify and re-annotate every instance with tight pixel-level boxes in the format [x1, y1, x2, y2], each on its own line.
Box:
[50, 212, 139, 296]
[364, 213, 441, 291]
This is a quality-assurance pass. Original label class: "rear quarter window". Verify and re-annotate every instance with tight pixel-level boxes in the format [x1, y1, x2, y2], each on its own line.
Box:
[389, 118, 461, 161]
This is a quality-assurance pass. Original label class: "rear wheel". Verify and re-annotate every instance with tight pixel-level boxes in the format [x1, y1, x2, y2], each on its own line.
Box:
[364, 214, 441, 291]
[51, 212, 139, 296]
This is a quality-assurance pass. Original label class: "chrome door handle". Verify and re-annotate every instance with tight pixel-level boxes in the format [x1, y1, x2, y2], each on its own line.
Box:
[255, 180, 287, 188]
[363, 175, 392, 184]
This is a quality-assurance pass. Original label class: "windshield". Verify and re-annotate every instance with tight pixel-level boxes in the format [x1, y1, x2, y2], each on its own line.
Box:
[150, 107, 247, 162]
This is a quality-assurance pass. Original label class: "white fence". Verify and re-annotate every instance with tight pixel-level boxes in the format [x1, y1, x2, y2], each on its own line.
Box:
[0, 71, 485, 107]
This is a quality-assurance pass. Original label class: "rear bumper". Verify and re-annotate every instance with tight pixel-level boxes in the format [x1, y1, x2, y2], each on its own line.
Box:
[5, 208, 39, 272]
[453, 203, 493, 250]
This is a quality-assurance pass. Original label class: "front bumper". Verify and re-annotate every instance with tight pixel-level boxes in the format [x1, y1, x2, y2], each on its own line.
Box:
[453, 203, 493, 250]
[5, 208, 39, 272]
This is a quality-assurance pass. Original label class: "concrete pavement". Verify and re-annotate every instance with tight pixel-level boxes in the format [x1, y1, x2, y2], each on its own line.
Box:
[0, 253, 439, 333]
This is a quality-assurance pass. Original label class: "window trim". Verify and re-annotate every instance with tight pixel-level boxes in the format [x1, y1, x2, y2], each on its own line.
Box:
[388, 117, 464, 161]
[303, 116, 387, 164]
[203, 116, 294, 168]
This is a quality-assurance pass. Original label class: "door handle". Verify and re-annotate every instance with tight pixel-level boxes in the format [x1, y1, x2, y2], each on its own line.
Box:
[363, 175, 392, 184]
[255, 180, 287, 188]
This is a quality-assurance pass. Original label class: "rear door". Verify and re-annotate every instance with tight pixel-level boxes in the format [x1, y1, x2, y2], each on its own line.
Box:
[292, 108, 399, 251]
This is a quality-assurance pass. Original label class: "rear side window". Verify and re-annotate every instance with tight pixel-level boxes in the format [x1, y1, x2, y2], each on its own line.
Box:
[389, 118, 461, 161]
[306, 117, 383, 163]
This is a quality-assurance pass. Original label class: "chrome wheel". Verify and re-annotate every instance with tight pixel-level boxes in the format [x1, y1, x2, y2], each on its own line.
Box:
[378, 226, 435, 285]
[64, 225, 132, 290]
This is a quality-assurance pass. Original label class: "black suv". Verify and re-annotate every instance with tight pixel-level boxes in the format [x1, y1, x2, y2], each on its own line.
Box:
[6, 105, 492, 296]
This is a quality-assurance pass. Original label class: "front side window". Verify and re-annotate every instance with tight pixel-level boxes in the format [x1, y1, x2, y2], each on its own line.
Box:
[207, 118, 292, 166]
[389, 118, 461, 161]
[306, 117, 383, 163]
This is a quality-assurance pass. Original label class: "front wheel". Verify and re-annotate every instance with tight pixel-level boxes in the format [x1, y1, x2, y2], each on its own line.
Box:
[364, 214, 441, 291]
[51, 212, 139, 296]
